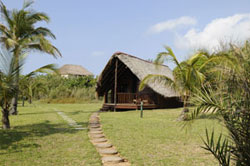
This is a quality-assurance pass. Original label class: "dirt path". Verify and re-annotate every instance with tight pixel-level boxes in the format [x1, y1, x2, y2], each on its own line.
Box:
[88, 112, 131, 166]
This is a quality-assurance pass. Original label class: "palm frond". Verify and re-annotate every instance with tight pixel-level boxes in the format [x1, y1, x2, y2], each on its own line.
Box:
[26, 42, 61, 58]
[139, 74, 176, 91]
[22, 0, 34, 9]
[194, 69, 206, 85]
[32, 27, 56, 39]
[199, 54, 237, 71]
[0, 23, 11, 38]
[155, 46, 182, 69]
[0, 48, 12, 74]
[188, 86, 224, 121]
[201, 129, 231, 166]
[0, 2, 13, 28]
[0, 48, 22, 108]
[25, 64, 58, 78]
[188, 51, 209, 66]
[27, 11, 50, 23]
[0, 37, 17, 49]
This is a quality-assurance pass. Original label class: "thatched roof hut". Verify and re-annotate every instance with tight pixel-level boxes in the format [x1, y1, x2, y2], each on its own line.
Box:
[59, 64, 93, 77]
[97, 52, 182, 111]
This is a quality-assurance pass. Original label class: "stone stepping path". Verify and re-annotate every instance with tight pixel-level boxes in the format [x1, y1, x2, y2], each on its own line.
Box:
[88, 112, 130, 166]
[91, 134, 105, 139]
[55, 109, 87, 130]
[92, 138, 108, 143]
[99, 148, 118, 155]
[95, 143, 112, 149]
[90, 131, 103, 134]
[102, 156, 124, 164]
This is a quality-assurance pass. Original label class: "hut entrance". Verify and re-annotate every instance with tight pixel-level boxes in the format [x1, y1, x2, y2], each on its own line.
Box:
[102, 58, 158, 110]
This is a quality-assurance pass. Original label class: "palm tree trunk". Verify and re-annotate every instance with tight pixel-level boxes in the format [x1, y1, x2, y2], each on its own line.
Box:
[10, 95, 18, 115]
[183, 91, 189, 110]
[183, 95, 187, 108]
[22, 96, 25, 107]
[10, 50, 20, 115]
[10, 78, 19, 115]
[2, 108, 10, 129]
[29, 97, 32, 104]
[178, 93, 189, 121]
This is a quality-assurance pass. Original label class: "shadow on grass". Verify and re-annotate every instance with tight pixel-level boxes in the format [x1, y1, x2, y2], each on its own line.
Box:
[19, 111, 55, 116]
[67, 110, 96, 115]
[20, 110, 96, 116]
[0, 120, 88, 153]
[196, 113, 222, 120]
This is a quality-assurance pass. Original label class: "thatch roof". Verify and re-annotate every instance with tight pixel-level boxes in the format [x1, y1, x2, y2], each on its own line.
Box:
[59, 64, 93, 76]
[97, 52, 179, 97]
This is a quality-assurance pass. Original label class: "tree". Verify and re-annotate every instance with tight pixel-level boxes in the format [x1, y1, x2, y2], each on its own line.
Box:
[0, 0, 61, 114]
[19, 64, 57, 106]
[188, 42, 250, 165]
[139, 46, 206, 119]
[0, 48, 57, 129]
[0, 49, 19, 129]
[19, 75, 29, 106]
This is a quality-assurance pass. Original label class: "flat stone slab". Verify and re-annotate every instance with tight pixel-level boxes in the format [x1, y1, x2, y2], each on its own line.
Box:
[89, 120, 99, 123]
[89, 125, 101, 128]
[90, 119, 99, 122]
[90, 134, 105, 138]
[90, 118, 99, 120]
[99, 148, 118, 155]
[103, 162, 131, 166]
[102, 156, 124, 163]
[90, 122, 98, 124]
[90, 117, 98, 120]
[89, 119, 99, 122]
[95, 143, 112, 148]
[89, 128, 102, 131]
[89, 122, 100, 125]
[92, 138, 107, 143]
[89, 131, 103, 134]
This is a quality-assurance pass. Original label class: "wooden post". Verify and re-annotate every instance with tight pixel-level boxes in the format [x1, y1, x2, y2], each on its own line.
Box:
[114, 59, 118, 111]
[104, 92, 107, 103]
[140, 101, 143, 118]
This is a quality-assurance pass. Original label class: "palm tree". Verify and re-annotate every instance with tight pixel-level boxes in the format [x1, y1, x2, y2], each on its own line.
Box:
[20, 64, 56, 105]
[187, 41, 250, 165]
[0, 1, 61, 114]
[0, 49, 19, 129]
[139, 46, 206, 118]
[0, 48, 58, 129]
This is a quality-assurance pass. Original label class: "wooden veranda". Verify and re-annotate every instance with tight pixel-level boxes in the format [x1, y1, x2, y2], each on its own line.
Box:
[102, 92, 158, 111]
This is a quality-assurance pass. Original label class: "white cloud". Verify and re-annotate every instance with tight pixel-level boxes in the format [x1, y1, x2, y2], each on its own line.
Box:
[91, 51, 105, 57]
[148, 16, 197, 34]
[175, 14, 250, 51]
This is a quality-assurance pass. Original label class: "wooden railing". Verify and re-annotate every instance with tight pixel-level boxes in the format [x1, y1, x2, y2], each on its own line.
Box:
[117, 93, 155, 104]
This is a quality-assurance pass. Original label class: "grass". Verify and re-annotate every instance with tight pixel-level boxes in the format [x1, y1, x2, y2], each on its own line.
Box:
[100, 108, 226, 166]
[0, 102, 102, 166]
[1, 104, 226, 166]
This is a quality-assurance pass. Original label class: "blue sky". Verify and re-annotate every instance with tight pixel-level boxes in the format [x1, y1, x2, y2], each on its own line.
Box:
[3, 0, 250, 75]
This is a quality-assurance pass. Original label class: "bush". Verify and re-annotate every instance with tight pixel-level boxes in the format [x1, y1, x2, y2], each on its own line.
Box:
[20, 74, 98, 103]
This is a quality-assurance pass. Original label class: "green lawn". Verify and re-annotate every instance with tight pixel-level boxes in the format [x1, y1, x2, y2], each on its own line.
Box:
[0, 103, 102, 166]
[100, 108, 226, 166]
[1, 104, 226, 166]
